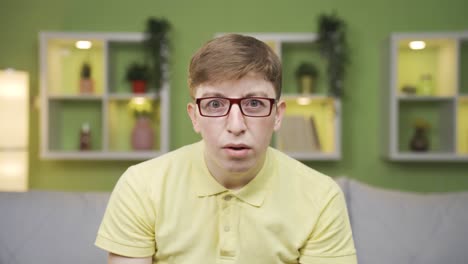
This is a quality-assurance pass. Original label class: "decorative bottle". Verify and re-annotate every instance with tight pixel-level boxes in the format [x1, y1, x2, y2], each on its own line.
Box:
[409, 125, 429, 152]
[79, 122, 91, 151]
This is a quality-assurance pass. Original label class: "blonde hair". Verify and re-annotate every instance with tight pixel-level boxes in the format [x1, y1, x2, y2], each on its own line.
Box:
[188, 34, 282, 99]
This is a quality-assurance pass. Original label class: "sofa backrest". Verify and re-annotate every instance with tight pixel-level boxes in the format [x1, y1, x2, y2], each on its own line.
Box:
[4, 179, 468, 264]
[342, 178, 468, 264]
[0, 191, 110, 264]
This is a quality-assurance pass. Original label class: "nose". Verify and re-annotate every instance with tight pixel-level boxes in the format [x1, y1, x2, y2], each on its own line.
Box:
[226, 103, 247, 135]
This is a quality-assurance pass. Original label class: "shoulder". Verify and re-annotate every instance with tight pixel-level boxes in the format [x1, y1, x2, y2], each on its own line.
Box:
[131, 141, 200, 173]
[116, 141, 201, 192]
[269, 147, 342, 203]
[132, 141, 199, 171]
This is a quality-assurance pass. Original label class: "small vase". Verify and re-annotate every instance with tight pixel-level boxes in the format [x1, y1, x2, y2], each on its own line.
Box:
[298, 76, 315, 94]
[80, 78, 94, 94]
[132, 80, 147, 93]
[409, 127, 429, 152]
[131, 116, 154, 150]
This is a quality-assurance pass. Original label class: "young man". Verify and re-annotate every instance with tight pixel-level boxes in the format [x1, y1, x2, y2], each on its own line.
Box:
[95, 34, 357, 264]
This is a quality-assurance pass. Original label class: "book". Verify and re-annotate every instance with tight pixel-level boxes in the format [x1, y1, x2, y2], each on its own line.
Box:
[277, 115, 321, 152]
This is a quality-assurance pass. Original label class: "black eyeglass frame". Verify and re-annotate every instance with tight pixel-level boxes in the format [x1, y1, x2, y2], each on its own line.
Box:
[195, 97, 277, 117]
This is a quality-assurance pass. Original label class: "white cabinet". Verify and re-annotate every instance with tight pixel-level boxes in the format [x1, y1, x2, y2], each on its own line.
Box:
[39, 32, 170, 160]
[384, 32, 468, 161]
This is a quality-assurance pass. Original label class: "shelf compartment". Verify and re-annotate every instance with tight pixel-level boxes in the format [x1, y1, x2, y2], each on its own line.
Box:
[396, 38, 457, 97]
[46, 38, 104, 96]
[457, 97, 468, 154]
[48, 99, 103, 152]
[281, 42, 326, 95]
[108, 41, 147, 95]
[460, 39, 468, 95]
[276, 96, 337, 155]
[107, 98, 161, 152]
[397, 100, 455, 154]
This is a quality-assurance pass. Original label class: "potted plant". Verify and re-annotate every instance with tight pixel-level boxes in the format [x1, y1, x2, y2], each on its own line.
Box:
[317, 12, 349, 97]
[126, 62, 150, 93]
[144, 17, 170, 92]
[79, 62, 94, 94]
[295, 62, 319, 94]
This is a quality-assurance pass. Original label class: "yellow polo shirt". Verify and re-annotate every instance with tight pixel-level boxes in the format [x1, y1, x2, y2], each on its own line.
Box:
[95, 141, 356, 263]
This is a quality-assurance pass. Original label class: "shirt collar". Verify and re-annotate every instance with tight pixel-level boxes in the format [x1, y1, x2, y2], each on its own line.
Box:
[192, 141, 274, 207]
[234, 151, 272, 207]
[192, 141, 227, 197]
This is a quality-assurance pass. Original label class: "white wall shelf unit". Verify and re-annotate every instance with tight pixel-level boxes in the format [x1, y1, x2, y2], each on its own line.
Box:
[39, 32, 170, 160]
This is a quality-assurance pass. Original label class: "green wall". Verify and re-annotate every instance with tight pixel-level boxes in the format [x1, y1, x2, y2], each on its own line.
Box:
[1, 0, 467, 192]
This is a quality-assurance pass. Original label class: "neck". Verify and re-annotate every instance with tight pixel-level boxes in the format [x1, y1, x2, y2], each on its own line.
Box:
[204, 152, 266, 190]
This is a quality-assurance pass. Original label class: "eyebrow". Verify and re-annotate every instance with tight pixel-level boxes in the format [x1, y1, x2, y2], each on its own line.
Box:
[199, 91, 270, 98]
[244, 92, 269, 97]
[199, 92, 225, 98]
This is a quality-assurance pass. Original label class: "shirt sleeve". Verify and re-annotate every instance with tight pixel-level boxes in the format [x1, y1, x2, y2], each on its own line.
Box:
[95, 166, 156, 258]
[299, 185, 357, 264]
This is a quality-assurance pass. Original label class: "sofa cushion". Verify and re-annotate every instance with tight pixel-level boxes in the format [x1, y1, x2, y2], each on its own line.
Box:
[347, 179, 468, 264]
[0, 191, 110, 264]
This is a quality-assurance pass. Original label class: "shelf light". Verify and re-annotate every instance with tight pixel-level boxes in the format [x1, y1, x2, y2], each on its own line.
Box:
[131, 97, 146, 105]
[75, 40, 92, 49]
[296, 96, 312, 105]
[409, 41, 426, 50]
[129, 97, 152, 115]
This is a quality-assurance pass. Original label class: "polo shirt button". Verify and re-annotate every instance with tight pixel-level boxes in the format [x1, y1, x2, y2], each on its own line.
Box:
[224, 195, 233, 201]
[224, 226, 230, 232]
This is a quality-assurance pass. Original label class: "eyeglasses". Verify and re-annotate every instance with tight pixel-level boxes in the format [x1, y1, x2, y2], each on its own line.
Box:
[195, 97, 277, 117]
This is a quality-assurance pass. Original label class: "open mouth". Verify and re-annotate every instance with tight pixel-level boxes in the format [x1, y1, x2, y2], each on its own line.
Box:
[222, 144, 251, 158]
[224, 144, 250, 151]
[229, 146, 247, 150]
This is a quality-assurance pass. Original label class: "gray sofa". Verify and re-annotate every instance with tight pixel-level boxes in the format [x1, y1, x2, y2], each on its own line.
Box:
[1, 178, 468, 264]
[0, 191, 110, 264]
[337, 178, 468, 264]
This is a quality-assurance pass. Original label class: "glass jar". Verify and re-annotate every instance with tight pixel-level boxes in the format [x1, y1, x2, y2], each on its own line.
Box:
[419, 74, 434, 96]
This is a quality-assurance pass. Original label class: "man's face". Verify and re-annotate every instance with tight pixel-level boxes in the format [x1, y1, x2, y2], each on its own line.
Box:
[187, 74, 285, 174]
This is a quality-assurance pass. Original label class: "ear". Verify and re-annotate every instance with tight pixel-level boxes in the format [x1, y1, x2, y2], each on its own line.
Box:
[273, 100, 286, 131]
[187, 102, 201, 133]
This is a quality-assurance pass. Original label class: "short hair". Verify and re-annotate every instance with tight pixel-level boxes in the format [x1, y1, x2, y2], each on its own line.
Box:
[188, 34, 282, 99]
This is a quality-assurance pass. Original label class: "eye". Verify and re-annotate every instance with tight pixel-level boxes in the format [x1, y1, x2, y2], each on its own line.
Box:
[245, 99, 265, 108]
[202, 98, 228, 109]
[207, 99, 223, 108]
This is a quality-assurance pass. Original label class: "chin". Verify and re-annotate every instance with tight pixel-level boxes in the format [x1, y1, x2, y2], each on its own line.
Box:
[223, 160, 256, 173]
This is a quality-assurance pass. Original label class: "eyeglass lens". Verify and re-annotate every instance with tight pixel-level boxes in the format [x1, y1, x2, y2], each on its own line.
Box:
[198, 97, 273, 117]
